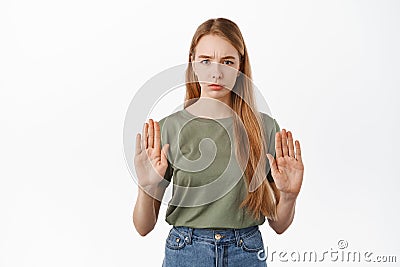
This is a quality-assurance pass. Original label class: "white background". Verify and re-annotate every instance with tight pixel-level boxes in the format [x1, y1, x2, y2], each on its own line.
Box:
[1, 0, 399, 266]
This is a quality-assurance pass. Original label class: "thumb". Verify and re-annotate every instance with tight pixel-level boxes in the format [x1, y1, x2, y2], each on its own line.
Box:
[266, 153, 278, 173]
[161, 144, 170, 165]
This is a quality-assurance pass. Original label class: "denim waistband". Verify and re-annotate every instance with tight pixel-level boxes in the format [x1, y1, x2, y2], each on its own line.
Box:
[172, 225, 259, 246]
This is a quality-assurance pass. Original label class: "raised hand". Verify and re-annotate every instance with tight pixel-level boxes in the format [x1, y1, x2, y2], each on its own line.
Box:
[266, 129, 304, 200]
[134, 119, 170, 188]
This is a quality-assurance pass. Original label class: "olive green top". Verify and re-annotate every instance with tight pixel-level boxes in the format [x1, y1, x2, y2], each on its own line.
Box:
[158, 109, 280, 229]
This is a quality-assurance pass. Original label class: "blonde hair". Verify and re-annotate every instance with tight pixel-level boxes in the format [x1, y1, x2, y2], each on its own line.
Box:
[184, 18, 278, 221]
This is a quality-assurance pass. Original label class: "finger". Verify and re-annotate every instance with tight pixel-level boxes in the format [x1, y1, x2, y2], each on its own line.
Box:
[135, 133, 142, 155]
[142, 122, 148, 149]
[266, 153, 279, 173]
[275, 131, 283, 158]
[295, 140, 303, 163]
[161, 144, 170, 165]
[148, 119, 154, 148]
[287, 131, 295, 157]
[281, 129, 289, 157]
[154, 121, 161, 157]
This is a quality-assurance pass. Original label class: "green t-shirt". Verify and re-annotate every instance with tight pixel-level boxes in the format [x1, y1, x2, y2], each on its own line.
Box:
[158, 108, 280, 229]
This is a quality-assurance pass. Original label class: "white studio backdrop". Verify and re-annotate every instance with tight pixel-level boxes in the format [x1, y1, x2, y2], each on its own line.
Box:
[0, 0, 399, 266]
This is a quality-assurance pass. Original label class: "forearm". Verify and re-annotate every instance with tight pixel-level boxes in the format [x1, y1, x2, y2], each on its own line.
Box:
[133, 184, 158, 236]
[268, 193, 297, 234]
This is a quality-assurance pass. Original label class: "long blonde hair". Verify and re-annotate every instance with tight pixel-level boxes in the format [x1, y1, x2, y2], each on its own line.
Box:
[184, 18, 278, 221]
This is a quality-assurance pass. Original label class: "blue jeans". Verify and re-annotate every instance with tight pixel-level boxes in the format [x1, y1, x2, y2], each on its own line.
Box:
[162, 225, 267, 267]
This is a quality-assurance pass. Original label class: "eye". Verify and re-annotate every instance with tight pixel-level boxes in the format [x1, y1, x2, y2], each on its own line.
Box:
[200, 59, 210, 64]
[223, 60, 234, 65]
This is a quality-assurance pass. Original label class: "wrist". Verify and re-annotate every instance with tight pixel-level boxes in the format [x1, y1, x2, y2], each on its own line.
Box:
[138, 183, 158, 197]
[138, 179, 162, 190]
[279, 191, 298, 203]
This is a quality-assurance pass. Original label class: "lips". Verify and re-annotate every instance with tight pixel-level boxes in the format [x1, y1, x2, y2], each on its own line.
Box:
[208, 84, 224, 90]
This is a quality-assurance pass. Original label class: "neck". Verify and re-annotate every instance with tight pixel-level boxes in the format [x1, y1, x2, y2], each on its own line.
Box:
[188, 96, 233, 119]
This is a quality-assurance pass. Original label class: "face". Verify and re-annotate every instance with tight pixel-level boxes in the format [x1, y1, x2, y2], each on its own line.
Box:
[191, 34, 241, 100]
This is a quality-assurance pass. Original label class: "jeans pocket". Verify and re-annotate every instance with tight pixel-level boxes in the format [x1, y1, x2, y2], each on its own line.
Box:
[165, 228, 187, 250]
[240, 229, 265, 253]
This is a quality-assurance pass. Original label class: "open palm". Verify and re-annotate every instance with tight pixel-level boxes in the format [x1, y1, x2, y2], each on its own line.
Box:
[134, 119, 170, 188]
[266, 129, 304, 199]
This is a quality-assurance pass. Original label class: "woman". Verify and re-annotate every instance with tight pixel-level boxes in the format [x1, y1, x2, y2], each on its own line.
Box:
[133, 17, 304, 266]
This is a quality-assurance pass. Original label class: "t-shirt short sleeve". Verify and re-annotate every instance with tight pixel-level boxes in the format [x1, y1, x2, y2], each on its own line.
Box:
[163, 160, 173, 183]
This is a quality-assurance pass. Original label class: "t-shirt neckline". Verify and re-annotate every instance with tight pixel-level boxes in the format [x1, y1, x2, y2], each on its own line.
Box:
[180, 108, 233, 123]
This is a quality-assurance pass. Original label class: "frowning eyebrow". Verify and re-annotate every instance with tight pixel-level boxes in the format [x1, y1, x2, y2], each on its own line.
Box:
[197, 55, 237, 60]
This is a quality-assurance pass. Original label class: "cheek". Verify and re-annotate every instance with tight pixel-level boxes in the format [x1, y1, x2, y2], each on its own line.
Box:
[223, 68, 239, 86]
[192, 63, 208, 80]
[195, 71, 209, 83]
[224, 77, 238, 90]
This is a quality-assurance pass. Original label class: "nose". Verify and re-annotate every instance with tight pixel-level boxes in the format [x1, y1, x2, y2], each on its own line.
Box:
[211, 62, 223, 80]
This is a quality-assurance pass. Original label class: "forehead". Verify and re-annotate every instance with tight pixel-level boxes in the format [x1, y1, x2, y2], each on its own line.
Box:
[195, 34, 239, 58]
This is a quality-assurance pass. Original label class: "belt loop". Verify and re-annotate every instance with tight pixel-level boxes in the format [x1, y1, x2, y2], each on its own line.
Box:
[189, 227, 193, 241]
[185, 227, 193, 244]
[234, 228, 241, 247]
